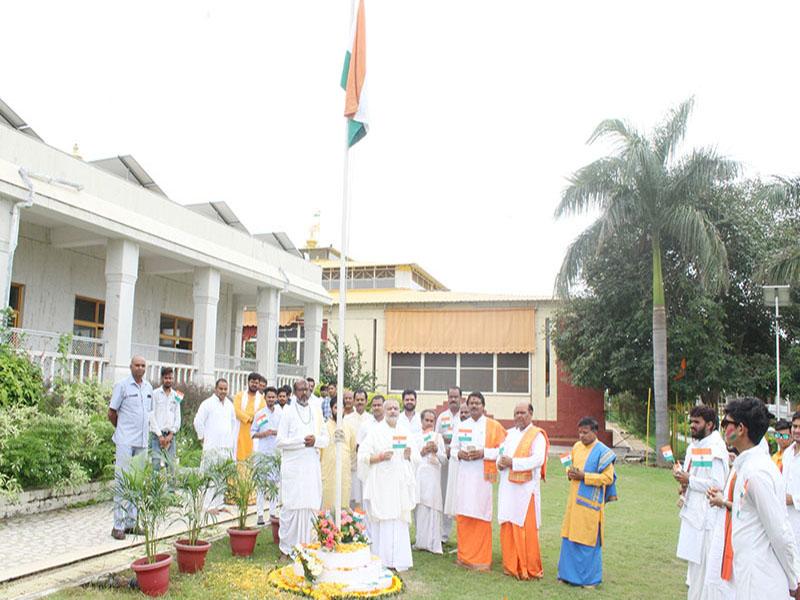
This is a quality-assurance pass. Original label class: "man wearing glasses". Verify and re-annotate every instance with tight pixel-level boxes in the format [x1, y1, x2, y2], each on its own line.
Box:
[717, 398, 800, 599]
[773, 419, 792, 473]
[673, 405, 729, 600]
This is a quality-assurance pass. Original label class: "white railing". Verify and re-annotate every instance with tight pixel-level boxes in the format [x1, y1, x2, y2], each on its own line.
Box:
[215, 353, 258, 372]
[214, 368, 249, 395]
[131, 343, 196, 385]
[8, 328, 107, 383]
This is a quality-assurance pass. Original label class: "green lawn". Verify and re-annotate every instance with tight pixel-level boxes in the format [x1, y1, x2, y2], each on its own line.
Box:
[50, 459, 685, 600]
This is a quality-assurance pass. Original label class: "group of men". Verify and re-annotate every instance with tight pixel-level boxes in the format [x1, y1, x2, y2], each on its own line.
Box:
[675, 398, 800, 599]
[108, 356, 619, 588]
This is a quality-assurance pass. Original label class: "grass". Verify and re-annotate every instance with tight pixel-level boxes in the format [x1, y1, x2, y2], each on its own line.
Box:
[49, 459, 685, 600]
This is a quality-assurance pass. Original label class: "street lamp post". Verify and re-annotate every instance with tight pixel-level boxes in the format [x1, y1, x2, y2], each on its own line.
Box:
[762, 285, 792, 417]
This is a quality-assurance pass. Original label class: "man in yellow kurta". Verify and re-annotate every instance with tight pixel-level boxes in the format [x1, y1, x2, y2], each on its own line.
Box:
[233, 372, 265, 461]
[321, 397, 357, 511]
[558, 416, 617, 588]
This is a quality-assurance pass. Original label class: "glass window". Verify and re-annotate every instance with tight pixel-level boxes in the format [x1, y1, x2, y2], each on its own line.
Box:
[391, 367, 420, 391]
[74, 297, 99, 323]
[391, 353, 420, 367]
[497, 369, 529, 393]
[425, 353, 456, 367]
[159, 314, 193, 351]
[424, 368, 457, 391]
[461, 353, 493, 367]
[8, 283, 23, 327]
[460, 369, 492, 392]
[498, 353, 528, 368]
[73, 296, 105, 338]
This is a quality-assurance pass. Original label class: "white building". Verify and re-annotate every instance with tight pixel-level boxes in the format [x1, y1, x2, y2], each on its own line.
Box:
[0, 99, 330, 393]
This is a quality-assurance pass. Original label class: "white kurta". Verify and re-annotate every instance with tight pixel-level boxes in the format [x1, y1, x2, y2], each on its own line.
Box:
[731, 445, 800, 599]
[344, 410, 371, 506]
[358, 420, 418, 570]
[193, 395, 237, 509]
[497, 425, 547, 528]
[276, 401, 329, 554]
[782, 442, 800, 546]
[451, 415, 499, 522]
[436, 410, 459, 539]
[401, 411, 422, 436]
[415, 431, 446, 554]
[703, 467, 735, 600]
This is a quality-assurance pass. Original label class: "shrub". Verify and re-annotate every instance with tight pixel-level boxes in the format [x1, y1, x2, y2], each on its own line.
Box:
[0, 348, 45, 408]
[51, 379, 111, 415]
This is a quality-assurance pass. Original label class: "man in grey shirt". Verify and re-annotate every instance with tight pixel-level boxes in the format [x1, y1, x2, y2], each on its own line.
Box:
[108, 355, 153, 540]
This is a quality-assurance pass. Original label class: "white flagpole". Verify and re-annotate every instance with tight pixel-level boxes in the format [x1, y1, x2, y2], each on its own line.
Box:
[335, 0, 358, 530]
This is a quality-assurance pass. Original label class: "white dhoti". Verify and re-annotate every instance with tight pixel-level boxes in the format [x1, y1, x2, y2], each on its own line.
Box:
[414, 504, 442, 554]
[279, 508, 316, 555]
[350, 468, 363, 507]
[371, 519, 413, 571]
[686, 526, 713, 600]
[441, 460, 454, 541]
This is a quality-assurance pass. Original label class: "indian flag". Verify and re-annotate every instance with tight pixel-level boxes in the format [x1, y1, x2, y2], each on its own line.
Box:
[457, 428, 473, 443]
[255, 412, 269, 429]
[691, 447, 713, 469]
[392, 435, 407, 450]
[341, 0, 368, 147]
[423, 433, 433, 443]
[560, 453, 572, 468]
[661, 445, 674, 463]
[173, 390, 184, 404]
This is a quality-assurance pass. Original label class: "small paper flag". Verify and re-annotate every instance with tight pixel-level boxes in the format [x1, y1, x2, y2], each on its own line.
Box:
[661, 445, 674, 462]
[423, 433, 432, 443]
[255, 412, 269, 429]
[560, 453, 572, 468]
[173, 390, 184, 404]
[392, 435, 407, 449]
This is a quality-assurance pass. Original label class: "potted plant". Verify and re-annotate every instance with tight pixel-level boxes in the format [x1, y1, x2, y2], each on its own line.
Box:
[108, 453, 179, 597]
[172, 466, 218, 573]
[252, 452, 281, 544]
[212, 454, 280, 557]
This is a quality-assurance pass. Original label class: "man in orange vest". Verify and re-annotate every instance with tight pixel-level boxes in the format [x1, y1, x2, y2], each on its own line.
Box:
[452, 391, 507, 570]
[497, 402, 549, 579]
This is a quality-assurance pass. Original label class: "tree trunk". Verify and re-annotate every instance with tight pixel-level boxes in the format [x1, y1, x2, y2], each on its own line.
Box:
[652, 234, 669, 466]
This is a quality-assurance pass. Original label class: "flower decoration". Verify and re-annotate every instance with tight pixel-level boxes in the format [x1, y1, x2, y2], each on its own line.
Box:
[291, 544, 324, 583]
[338, 508, 369, 545]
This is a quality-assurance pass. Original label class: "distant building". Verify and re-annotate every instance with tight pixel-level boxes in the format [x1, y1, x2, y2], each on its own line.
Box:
[244, 244, 608, 445]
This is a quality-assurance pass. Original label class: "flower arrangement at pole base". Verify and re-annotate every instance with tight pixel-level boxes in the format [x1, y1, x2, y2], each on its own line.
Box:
[312, 508, 370, 551]
[292, 544, 324, 583]
[267, 565, 404, 600]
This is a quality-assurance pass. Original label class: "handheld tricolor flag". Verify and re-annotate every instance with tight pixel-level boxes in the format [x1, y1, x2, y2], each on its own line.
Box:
[661, 445, 674, 463]
[392, 435, 407, 450]
[173, 390, 184, 404]
[341, 0, 368, 146]
[423, 433, 433, 444]
[255, 412, 269, 429]
[690, 447, 712, 469]
[457, 428, 473, 443]
[560, 453, 572, 468]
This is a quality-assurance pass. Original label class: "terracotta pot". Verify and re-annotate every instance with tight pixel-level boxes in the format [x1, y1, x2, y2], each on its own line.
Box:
[228, 527, 259, 556]
[270, 517, 280, 544]
[131, 553, 172, 597]
[174, 539, 211, 574]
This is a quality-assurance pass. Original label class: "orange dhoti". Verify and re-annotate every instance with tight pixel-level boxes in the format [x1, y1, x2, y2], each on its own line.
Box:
[500, 495, 542, 580]
[456, 515, 492, 571]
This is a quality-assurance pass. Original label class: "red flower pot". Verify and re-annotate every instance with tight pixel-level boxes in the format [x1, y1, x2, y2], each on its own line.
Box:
[174, 539, 211, 574]
[228, 527, 259, 556]
[131, 553, 172, 597]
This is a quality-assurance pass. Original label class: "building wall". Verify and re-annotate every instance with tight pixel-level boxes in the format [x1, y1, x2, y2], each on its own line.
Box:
[12, 223, 232, 354]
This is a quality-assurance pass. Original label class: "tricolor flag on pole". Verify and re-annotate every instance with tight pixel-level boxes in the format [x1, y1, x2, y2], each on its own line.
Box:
[661, 445, 675, 463]
[341, 0, 368, 147]
[560, 453, 572, 468]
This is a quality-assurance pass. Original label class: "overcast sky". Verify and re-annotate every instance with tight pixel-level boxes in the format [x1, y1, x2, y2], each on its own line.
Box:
[3, 1, 799, 295]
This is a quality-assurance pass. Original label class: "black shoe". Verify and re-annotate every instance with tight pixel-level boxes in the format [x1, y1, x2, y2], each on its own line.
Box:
[111, 528, 126, 540]
[124, 526, 144, 535]
[257, 517, 266, 526]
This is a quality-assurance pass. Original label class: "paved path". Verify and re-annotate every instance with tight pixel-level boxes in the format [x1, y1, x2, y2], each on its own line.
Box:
[0, 500, 256, 599]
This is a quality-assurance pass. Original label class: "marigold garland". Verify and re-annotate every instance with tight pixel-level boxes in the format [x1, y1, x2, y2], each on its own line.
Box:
[268, 565, 404, 600]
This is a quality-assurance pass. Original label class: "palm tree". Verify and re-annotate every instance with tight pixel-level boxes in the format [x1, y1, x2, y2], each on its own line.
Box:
[554, 98, 738, 464]
[763, 176, 800, 284]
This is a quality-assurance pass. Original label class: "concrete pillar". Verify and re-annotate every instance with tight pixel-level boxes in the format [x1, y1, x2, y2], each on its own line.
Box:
[231, 295, 245, 358]
[193, 267, 221, 387]
[304, 303, 323, 381]
[0, 197, 15, 309]
[104, 239, 139, 383]
[256, 286, 279, 384]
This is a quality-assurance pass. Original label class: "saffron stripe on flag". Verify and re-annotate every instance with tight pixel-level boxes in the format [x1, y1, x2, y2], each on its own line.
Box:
[341, 0, 368, 147]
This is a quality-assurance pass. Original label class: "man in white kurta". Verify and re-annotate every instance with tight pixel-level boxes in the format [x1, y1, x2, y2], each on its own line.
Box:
[436, 387, 462, 542]
[344, 390, 371, 508]
[723, 397, 800, 599]
[401, 390, 422, 435]
[443, 402, 468, 534]
[358, 399, 418, 571]
[193, 379, 237, 511]
[782, 413, 800, 547]
[497, 403, 548, 579]
[673, 406, 729, 600]
[276, 378, 329, 556]
[415, 409, 446, 554]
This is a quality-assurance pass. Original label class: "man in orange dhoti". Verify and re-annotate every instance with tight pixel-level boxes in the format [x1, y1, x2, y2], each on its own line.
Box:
[497, 402, 549, 580]
[233, 372, 265, 460]
[452, 391, 507, 570]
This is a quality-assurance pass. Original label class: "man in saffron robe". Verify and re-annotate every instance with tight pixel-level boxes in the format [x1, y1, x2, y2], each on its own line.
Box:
[497, 402, 549, 580]
[320, 397, 356, 511]
[452, 391, 507, 571]
[557, 416, 617, 588]
[233, 372, 265, 461]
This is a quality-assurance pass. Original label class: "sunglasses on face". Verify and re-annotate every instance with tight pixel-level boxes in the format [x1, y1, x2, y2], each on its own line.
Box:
[721, 418, 738, 429]
[776, 433, 791, 440]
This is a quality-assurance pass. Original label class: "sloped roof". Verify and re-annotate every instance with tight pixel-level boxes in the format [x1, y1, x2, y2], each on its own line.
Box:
[327, 289, 554, 305]
[90, 155, 168, 197]
[0, 97, 43, 142]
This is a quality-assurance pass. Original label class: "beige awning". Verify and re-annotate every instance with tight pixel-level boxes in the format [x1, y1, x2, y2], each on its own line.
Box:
[385, 308, 535, 354]
[242, 309, 304, 328]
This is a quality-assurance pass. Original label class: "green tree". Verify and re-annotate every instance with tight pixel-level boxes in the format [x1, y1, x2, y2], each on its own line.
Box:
[761, 176, 800, 285]
[319, 333, 377, 391]
[554, 98, 738, 464]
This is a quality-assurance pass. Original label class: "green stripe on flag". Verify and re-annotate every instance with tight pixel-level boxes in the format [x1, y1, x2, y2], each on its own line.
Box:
[341, 51, 351, 90]
[348, 119, 366, 147]
[458, 436, 472, 442]
[693, 460, 713, 469]
[392, 443, 406, 449]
